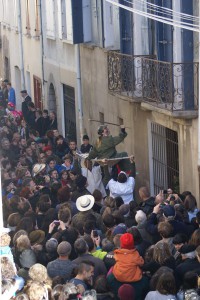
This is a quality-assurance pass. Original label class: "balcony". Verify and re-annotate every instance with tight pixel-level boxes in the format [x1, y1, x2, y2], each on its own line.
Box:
[108, 51, 199, 117]
[108, 51, 155, 99]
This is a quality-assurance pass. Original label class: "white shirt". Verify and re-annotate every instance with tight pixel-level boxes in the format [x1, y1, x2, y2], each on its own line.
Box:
[82, 166, 107, 198]
[106, 177, 135, 204]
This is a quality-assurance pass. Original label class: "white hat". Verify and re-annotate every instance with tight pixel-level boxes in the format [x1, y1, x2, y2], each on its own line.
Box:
[76, 195, 95, 212]
[32, 163, 46, 177]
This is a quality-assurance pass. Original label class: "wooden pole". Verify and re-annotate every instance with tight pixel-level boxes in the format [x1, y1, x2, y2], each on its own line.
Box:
[88, 119, 130, 128]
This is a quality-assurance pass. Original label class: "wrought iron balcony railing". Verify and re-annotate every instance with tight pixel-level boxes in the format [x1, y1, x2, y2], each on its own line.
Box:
[108, 51, 199, 111]
[108, 51, 154, 98]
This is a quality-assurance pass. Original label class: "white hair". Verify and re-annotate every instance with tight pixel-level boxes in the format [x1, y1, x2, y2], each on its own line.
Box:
[135, 210, 147, 224]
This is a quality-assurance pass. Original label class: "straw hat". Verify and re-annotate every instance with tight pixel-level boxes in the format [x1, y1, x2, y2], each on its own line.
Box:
[32, 163, 46, 177]
[76, 195, 95, 212]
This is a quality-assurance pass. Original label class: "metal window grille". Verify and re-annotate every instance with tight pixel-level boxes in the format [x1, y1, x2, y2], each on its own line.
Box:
[151, 122, 179, 194]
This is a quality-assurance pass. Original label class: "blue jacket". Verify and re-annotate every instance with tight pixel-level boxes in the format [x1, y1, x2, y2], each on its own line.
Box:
[8, 87, 16, 105]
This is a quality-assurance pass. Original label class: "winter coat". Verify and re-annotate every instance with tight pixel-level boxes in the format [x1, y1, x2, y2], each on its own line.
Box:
[113, 248, 144, 282]
[87, 132, 127, 160]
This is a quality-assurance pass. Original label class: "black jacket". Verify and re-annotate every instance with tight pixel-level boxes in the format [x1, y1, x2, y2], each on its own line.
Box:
[22, 96, 32, 121]
[175, 259, 200, 288]
[139, 197, 155, 216]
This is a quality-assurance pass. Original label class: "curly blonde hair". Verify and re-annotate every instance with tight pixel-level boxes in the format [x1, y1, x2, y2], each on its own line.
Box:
[29, 264, 52, 286]
[1, 257, 16, 279]
[25, 281, 48, 300]
[0, 233, 11, 247]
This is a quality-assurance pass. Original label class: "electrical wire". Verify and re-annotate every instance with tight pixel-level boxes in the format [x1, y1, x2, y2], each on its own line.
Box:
[122, 0, 200, 22]
[106, 0, 200, 32]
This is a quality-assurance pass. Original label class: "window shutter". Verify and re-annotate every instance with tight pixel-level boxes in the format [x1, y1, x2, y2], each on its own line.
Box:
[91, 0, 103, 47]
[14, 0, 18, 31]
[103, 0, 120, 49]
[57, 0, 62, 39]
[26, 0, 31, 34]
[35, 0, 40, 36]
[82, 0, 92, 42]
[45, 0, 55, 38]
[65, 0, 73, 42]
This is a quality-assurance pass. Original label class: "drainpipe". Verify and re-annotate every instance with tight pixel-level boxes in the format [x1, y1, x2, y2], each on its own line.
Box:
[39, 0, 45, 109]
[18, 0, 25, 89]
[75, 44, 84, 145]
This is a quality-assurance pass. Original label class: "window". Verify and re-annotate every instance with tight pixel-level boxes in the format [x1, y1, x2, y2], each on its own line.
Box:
[33, 76, 43, 110]
[34, 0, 40, 37]
[118, 117, 124, 126]
[99, 112, 104, 124]
[58, 0, 67, 39]
[45, 0, 55, 38]
[13, 0, 19, 32]
[26, 0, 31, 35]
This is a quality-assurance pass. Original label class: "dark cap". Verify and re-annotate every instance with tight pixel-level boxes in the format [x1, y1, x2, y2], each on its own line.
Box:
[162, 205, 176, 218]
[20, 90, 27, 94]
[113, 223, 127, 236]
[83, 135, 89, 140]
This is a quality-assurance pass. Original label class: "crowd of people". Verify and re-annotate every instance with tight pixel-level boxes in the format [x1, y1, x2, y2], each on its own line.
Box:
[0, 79, 200, 300]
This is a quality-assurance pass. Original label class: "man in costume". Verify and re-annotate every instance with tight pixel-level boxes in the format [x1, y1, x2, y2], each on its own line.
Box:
[85, 125, 133, 185]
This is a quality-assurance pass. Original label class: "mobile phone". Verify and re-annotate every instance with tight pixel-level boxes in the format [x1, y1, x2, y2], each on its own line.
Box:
[54, 220, 60, 224]
[93, 230, 98, 238]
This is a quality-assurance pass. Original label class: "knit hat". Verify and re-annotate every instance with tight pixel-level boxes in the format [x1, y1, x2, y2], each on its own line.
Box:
[120, 233, 134, 250]
[135, 210, 147, 224]
[118, 284, 135, 300]
[113, 223, 127, 236]
[119, 204, 130, 216]
[57, 241, 72, 256]
[45, 238, 58, 253]
[29, 230, 45, 245]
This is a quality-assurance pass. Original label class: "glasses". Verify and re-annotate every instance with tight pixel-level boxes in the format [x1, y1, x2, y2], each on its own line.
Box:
[40, 156, 45, 159]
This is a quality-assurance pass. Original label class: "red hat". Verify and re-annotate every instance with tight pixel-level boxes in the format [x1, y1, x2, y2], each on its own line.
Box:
[120, 233, 134, 250]
[43, 145, 52, 152]
[118, 284, 135, 300]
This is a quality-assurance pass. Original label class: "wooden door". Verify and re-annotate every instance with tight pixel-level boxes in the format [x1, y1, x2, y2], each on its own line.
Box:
[33, 75, 42, 110]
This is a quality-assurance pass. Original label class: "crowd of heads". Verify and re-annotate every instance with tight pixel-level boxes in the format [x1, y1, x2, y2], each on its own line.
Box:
[0, 80, 200, 299]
